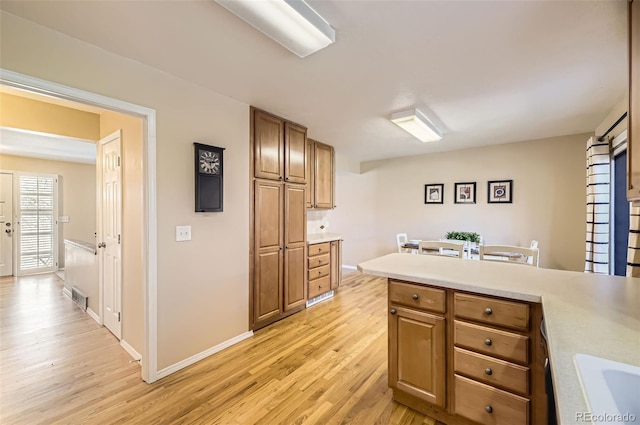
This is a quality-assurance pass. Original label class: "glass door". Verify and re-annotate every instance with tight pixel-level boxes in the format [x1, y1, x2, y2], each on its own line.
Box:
[17, 174, 58, 275]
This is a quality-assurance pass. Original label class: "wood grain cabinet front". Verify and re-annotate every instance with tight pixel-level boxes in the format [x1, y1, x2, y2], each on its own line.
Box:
[388, 281, 546, 425]
[307, 138, 335, 209]
[389, 305, 446, 408]
[308, 239, 342, 299]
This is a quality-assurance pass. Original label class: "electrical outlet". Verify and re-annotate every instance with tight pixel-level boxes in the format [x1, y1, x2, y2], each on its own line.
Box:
[176, 225, 192, 242]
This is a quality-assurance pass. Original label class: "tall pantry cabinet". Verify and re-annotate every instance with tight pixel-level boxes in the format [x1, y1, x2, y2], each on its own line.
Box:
[251, 108, 308, 330]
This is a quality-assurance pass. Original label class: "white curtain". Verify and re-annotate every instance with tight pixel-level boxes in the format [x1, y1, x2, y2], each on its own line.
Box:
[585, 136, 610, 274]
[627, 205, 640, 277]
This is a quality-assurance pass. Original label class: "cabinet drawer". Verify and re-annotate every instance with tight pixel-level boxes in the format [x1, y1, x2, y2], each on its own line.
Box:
[308, 254, 330, 268]
[308, 242, 331, 256]
[454, 320, 529, 365]
[389, 280, 446, 314]
[454, 292, 530, 331]
[454, 375, 529, 425]
[309, 264, 330, 280]
[454, 347, 529, 395]
[308, 276, 330, 298]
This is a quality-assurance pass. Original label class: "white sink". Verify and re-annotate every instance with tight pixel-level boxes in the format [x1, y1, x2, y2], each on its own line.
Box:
[574, 354, 640, 424]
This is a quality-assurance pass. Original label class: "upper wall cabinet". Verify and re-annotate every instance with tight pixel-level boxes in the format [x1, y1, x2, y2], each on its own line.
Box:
[253, 108, 307, 184]
[307, 138, 335, 209]
[628, 0, 640, 201]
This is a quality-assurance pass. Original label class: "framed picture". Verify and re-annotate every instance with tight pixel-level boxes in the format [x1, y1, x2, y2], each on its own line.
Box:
[424, 183, 444, 204]
[454, 182, 476, 204]
[488, 180, 513, 203]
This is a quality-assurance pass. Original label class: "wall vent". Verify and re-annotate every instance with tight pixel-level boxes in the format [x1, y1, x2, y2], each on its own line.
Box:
[71, 286, 88, 312]
[306, 290, 334, 308]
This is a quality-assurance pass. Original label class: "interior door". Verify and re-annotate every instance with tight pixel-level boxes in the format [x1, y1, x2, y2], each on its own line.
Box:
[99, 131, 123, 339]
[0, 173, 13, 276]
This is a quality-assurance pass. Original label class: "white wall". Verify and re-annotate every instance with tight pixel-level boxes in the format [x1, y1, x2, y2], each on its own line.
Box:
[331, 133, 589, 272]
[0, 11, 250, 370]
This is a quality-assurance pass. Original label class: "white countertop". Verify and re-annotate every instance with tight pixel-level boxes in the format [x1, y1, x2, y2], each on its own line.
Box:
[307, 233, 342, 244]
[357, 253, 640, 425]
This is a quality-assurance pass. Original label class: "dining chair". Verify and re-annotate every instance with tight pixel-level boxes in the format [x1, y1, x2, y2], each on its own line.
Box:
[396, 233, 411, 253]
[418, 241, 464, 258]
[479, 244, 539, 267]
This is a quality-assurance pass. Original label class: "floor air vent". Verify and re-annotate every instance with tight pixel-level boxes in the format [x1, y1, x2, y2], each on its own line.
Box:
[71, 286, 88, 311]
[306, 290, 334, 308]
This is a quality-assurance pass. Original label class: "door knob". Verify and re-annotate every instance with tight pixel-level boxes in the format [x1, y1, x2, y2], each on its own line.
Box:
[5, 228, 11, 234]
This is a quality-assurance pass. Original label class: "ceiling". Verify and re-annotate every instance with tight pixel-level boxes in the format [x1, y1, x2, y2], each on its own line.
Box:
[0, 1, 628, 163]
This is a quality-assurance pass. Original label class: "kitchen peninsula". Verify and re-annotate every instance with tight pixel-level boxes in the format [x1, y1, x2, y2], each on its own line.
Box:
[358, 253, 640, 425]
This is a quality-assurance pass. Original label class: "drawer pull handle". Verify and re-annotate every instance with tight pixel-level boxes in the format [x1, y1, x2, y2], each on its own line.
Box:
[484, 368, 493, 376]
[411, 294, 419, 300]
[390, 308, 397, 315]
[484, 307, 493, 315]
[485, 405, 493, 414]
[484, 338, 493, 346]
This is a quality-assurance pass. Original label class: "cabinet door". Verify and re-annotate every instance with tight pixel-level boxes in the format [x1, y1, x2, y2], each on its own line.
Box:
[330, 240, 342, 290]
[254, 110, 284, 181]
[389, 305, 446, 408]
[629, 1, 640, 200]
[314, 142, 335, 209]
[254, 180, 283, 324]
[285, 122, 307, 184]
[306, 139, 315, 208]
[284, 184, 307, 311]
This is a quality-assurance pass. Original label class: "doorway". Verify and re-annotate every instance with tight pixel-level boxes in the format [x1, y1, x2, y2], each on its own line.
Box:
[0, 69, 158, 383]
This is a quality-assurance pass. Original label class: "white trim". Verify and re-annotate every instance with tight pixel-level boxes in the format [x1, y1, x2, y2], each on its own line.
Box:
[87, 307, 101, 325]
[121, 339, 142, 362]
[611, 129, 628, 152]
[62, 287, 72, 299]
[342, 264, 357, 270]
[1, 69, 159, 383]
[156, 331, 254, 380]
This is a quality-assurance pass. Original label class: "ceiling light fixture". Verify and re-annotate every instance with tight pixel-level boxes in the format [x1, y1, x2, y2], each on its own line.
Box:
[214, 0, 336, 58]
[390, 108, 442, 143]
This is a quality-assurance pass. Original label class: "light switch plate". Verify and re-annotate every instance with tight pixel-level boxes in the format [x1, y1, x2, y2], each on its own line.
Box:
[176, 225, 191, 242]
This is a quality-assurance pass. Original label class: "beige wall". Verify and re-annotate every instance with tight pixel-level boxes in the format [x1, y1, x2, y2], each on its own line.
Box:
[0, 154, 96, 268]
[100, 111, 144, 357]
[0, 92, 100, 140]
[331, 133, 590, 272]
[1, 11, 249, 369]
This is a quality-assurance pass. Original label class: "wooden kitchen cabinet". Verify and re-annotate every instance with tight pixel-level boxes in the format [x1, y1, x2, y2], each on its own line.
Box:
[307, 138, 335, 209]
[628, 0, 640, 201]
[330, 239, 342, 290]
[388, 279, 546, 425]
[308, 239, 342, 299]
[253, 108, 307, 184]
[251, 107, 308, 330]
[283, 184, 307, 311]
[389, 305, 446, 408]
[253, 180, 283, 324]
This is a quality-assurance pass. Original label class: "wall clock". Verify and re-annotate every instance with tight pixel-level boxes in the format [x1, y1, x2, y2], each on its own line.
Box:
[194, 142, 225, 212]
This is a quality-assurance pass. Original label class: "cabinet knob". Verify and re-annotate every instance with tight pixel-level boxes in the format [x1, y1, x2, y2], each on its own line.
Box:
[484, 338, 493, 346]
[411, 294, 419, 300]
[390, 308, 397, 315]
[484, 307, 493, 315]
[318, 285, 322, 289]
[279, 176, 283, 180]
[285, 177, 289, 181]
[484, 368, 493, 376]
[485, 405, 493, 414]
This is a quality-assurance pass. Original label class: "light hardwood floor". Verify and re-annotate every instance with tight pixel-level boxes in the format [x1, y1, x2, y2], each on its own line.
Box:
[0, 272, 437, 425]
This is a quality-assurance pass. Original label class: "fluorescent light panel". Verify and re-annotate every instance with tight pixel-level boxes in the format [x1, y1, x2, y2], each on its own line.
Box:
[215, 0, 335, 58]
[390, 109, 442, 143]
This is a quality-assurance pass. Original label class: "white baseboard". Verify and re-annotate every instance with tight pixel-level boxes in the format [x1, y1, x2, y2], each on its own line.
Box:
[62, 287, 72, 299]
[156, 331, 254, 380]
[86, 307, 101, 324]
[342, 265, 357, 270]
[121, 339, 142, 362]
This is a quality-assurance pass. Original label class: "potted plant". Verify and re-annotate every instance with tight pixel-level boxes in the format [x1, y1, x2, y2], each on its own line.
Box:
[445, 231, 481, 244]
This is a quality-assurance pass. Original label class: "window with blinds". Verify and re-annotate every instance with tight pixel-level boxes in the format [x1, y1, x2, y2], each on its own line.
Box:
[19, 175, 57, 274]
